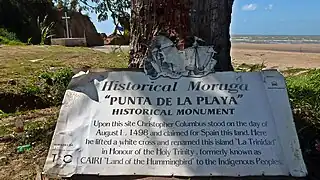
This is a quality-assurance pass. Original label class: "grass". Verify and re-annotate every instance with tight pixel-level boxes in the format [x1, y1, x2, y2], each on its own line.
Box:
[0, 45, 319, 179]
[282, 67, 309, 76]
[234, 62, 310, 77]
[234, 62, 266, 72]
[0, 28, 24, 46]
[0, 108, 59, 180]
[287, 69, 320, 131]
[286, 70, 320, 179]
[0, 45, 129, 179]
[0, 36, 25, 45]
[0, 45, 128, 93]
[0, 45, 129, 115]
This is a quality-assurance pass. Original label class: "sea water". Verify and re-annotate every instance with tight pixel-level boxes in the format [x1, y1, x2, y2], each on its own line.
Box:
[231, 35, 320, 44]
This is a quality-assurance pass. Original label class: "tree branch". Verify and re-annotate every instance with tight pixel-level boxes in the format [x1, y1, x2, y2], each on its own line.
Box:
[78, 0, 96, 9]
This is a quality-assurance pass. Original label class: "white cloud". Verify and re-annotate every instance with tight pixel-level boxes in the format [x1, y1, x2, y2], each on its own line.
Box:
[242, 4, 257, 11]
[265, 4, 273, 10]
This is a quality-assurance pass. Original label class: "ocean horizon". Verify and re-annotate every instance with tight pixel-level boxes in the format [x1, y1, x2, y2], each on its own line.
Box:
[231, 35, 320, 44]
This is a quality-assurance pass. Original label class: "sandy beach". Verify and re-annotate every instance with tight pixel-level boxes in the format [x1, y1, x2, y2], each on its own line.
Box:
[231, 43, 320, 70]
[93, 43, 320, 71]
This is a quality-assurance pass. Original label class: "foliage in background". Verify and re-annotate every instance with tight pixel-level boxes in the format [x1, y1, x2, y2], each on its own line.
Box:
[0, 0, 130, 45]
[78, 0, 131, 46]
[70, 0, 79, 11]
[0, 36, 24, 45]
[0, 28, 19, 41]
[286, 69, 320, 170]
[0, 28, 24, 45]
[0, 0, 54, 44]
[37, 15, 55, 45]
[79, 0, 130, 24]
[54, 0, 80, 11]
[287, 69, 320, 130]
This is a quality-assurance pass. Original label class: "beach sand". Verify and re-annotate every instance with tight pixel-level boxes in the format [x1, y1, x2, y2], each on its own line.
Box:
[231, 43, 320, 70]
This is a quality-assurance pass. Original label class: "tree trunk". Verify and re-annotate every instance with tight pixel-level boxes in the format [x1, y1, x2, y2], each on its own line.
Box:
[129, 0, 234, 72]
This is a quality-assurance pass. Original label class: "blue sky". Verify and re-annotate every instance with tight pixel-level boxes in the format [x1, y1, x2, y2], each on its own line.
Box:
[89, 0, 320, 35]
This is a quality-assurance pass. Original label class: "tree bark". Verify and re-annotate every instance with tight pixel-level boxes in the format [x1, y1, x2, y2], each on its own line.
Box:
[129, 0, 234, 72]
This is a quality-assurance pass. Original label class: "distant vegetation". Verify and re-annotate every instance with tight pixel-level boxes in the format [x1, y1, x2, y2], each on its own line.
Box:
[0, 0, 86, 45]
[0, 0, 55, 44]
[0, 0, 129, 46]
[0, 28, 24, 45]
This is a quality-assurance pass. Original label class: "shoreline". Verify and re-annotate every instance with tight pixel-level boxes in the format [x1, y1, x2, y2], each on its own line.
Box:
[92, 43, 320, 54]
[91, 43, 320, 70]
[232, 43, 320, 54]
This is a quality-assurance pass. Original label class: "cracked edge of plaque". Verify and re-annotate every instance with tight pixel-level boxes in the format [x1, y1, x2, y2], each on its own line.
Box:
[143, 35, 218, 80]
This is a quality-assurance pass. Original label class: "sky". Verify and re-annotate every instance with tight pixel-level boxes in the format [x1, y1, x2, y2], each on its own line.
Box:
[89, 0, 320, 36]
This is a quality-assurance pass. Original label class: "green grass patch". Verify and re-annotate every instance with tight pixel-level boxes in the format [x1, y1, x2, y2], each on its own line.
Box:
[16, 116, 57, 146]
[0, 28, 24, 45]
[22, 67, 74, 106]
[287, 69, 320, 130]
[0, 45, 128, 113]
[0, 107, 59, 139]
[0, 110, 22, 119]
[286, 69, 320, 168]
[0, 45, 128, 94]
[0, 123, 14, 137]
[0, 28, 19, 40]
[282, 67, 308, 75]
[0, 36, 25, 45]
[234, 63, 266, 72]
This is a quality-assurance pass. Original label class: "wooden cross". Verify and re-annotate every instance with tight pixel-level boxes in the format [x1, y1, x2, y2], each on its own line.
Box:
[62, 12, 71, 38]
